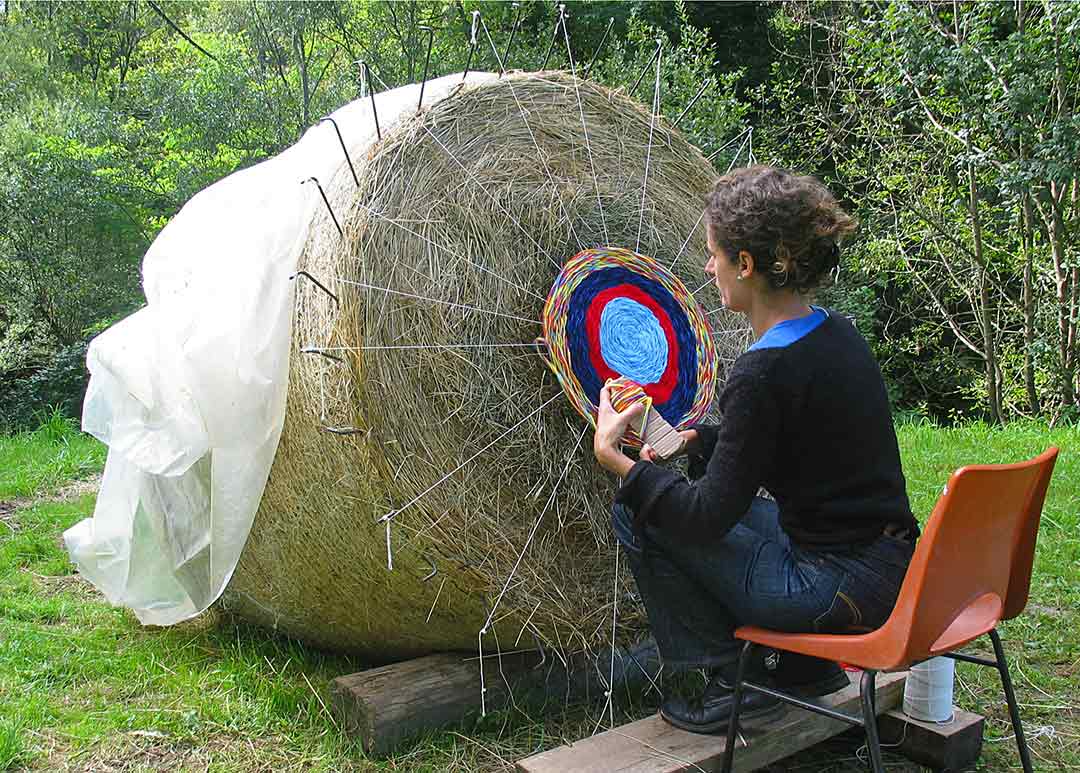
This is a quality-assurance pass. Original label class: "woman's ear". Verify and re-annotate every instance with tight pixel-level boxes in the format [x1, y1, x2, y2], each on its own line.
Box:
[737, 250, 756, 280]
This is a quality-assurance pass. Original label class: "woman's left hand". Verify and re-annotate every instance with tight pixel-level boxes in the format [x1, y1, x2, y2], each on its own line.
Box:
[593, 384, 645, 475]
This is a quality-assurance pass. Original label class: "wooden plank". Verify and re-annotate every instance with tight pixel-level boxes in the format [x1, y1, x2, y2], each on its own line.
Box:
[516, 671, 908, 773]
[330, 641, 663, 756]
[330, 651, 546, 755]
[879, 706, 984, 771]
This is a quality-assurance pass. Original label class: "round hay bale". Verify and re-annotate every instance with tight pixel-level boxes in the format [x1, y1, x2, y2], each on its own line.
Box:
[222, 72, 747, 660]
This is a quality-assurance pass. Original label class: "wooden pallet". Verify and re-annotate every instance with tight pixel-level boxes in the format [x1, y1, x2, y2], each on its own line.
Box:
[516, 671, 909, 773]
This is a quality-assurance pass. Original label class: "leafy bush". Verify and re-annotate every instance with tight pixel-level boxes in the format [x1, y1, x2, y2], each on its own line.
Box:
[0, 337, 92, 433]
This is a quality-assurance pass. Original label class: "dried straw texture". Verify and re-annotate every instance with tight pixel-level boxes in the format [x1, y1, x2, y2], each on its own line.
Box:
[223, 72, 749, 660]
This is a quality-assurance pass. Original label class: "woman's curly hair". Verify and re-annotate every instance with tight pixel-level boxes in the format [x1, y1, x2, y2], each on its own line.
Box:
[705, 166, 857, 293]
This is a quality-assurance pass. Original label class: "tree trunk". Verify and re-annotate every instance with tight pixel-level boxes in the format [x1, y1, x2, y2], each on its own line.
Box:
[1017, 0, 1040, 415]
[1021, 192, 1039, 414]
[294, 28, 310, 135]
[967, 142, 1003, 423]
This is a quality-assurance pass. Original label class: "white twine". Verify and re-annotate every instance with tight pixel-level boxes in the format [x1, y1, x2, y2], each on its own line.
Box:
[636, 41, 662, 254]
[903, 657, 955, 723]
[480, 426, 586, 633]
[379, 393, 561, 528]
[669, 127, 754, 271]
[334, 277, 540, 325]
[350, 199, 545, 302]
[561, 17, 609, 246]
[305, 343, 539, 352]
[488, 17, 587, 254]
[422, 126, 561, 270]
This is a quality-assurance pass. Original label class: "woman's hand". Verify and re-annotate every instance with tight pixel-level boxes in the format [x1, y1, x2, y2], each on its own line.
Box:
[639, 429, 699, 462]
[593, 384, 645, 476]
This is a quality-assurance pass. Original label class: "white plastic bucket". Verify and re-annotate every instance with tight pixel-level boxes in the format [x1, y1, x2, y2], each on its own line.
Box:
[903, 657, 956, 722]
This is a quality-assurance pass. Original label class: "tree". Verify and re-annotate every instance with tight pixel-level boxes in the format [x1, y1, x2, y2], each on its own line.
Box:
[759, 0, 1080, 421]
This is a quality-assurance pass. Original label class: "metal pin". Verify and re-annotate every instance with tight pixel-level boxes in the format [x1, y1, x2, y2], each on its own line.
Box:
[462, 10, 480, 81]
[417, 26, 435, 112]
[289, 270, 340, 305]
[540, 4, 566, 71]
[317, 117, 359, 188]
[357, 61, 381, 140]
[583, 17, 614, 80]
[501, 3, 522, 74]
[300, 347, 345, 364]
[300, 177, 343, 237]
[322, 426, 366, 436]
[673, 78, 711, 128]
[422, 558, 438, 582]
[629, 39, 663, 100]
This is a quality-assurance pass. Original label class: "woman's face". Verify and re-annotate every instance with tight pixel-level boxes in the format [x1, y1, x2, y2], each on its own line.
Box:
[705, 229, 752, 313]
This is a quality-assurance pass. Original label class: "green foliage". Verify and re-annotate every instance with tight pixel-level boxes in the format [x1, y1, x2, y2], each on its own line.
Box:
[587, 2, 747, 160]
[1, 0, 1075, 424]
[757, 1, 1080, 423]
[0, 336, 94, 433]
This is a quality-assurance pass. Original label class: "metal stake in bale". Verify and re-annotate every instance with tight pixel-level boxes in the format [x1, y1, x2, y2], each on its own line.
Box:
[300, 177, 343, 237]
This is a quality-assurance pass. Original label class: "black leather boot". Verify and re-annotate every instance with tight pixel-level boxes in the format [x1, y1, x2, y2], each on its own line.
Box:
[773, 653, 851, 697]
[660, 666, 782, 734]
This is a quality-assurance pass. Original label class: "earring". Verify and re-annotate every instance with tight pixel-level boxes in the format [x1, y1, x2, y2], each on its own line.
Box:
[736, 275, 744, 281]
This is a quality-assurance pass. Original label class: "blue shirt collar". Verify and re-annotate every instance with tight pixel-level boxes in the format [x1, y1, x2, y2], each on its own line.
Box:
[748, 306, 829, 351]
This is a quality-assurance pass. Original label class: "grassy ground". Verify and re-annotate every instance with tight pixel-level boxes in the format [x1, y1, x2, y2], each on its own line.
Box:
[0, 417, 1076, 771]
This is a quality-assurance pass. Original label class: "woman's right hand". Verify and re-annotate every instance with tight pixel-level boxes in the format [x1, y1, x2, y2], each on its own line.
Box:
[639, 429, 699, 462]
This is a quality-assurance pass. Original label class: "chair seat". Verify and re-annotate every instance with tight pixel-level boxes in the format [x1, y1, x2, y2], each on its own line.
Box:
[734, 625, 905, 672]
[735, 591, 1002, 671]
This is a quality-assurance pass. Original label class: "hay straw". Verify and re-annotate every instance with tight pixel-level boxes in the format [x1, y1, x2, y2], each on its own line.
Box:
[223, 73, 748, 663]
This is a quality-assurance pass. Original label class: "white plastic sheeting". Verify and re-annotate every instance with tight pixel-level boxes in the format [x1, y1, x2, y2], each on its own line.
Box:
[65, 72, 495, 626]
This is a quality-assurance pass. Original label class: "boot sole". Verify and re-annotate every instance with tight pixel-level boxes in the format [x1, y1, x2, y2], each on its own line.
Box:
[660, 698, 785, 735]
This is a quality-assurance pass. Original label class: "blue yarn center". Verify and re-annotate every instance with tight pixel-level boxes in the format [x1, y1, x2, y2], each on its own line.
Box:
[566, 267, 697, 424]
[599, 297, 668, 385]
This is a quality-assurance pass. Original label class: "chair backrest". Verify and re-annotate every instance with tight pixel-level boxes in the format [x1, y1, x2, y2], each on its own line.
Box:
[1003, 447, 1059, 620]
[885, 448, 1058, 663]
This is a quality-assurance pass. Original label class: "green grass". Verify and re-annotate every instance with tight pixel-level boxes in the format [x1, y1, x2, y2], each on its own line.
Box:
[0, 410, 105, 501]
[0, 418, 1076, 771]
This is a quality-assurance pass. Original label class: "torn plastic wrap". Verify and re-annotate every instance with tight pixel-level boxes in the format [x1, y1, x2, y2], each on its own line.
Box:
[64, 73, 494, 627]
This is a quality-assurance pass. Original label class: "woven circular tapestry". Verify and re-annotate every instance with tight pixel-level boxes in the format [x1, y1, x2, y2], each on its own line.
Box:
[542, 246, 717, 445]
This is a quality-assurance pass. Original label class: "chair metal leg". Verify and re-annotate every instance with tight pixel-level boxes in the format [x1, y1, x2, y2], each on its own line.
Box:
[990, 628, 1034, 773]
[720, 642, 754, 773]
[859, 669, 885, 773]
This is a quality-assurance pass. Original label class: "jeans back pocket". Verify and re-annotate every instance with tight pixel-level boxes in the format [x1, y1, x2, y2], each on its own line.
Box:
[812, 577, 864, 633]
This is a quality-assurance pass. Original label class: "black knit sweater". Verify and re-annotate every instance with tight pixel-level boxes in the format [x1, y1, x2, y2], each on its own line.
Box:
[615, 310, 918, 549]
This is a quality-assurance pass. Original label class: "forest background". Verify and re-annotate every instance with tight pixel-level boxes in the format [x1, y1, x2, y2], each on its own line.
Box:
[0, 0, 1078, 430]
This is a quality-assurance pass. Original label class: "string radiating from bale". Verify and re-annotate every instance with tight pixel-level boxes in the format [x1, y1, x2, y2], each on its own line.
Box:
[223, 72, 748, 661]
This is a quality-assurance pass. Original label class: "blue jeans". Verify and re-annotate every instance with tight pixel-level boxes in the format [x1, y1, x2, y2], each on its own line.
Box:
[612, 498, 914, 669]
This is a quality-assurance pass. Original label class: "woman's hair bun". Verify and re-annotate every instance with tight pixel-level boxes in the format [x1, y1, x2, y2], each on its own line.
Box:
[705, 166, 856, 293]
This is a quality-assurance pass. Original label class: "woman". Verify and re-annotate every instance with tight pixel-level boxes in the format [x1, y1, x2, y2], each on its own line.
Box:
[593, 166, 919, 734]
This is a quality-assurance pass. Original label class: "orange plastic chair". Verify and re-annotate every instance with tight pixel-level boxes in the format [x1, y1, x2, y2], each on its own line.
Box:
[720, 447, 1059, 773]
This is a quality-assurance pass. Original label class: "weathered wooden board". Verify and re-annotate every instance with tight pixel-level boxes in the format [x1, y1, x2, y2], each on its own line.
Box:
[331, 641, 663, 756]
[516, 671, 908, 773]
[879, 706, 984, 771]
